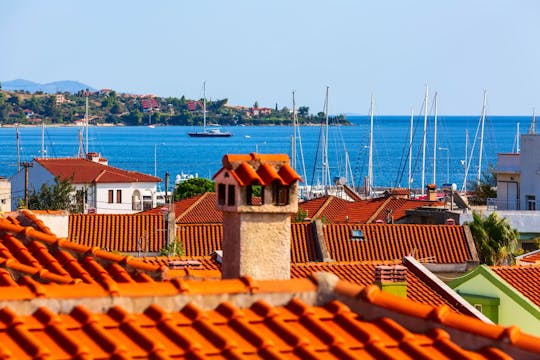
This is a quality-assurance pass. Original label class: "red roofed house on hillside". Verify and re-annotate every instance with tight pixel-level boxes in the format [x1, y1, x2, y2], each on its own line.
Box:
[9, 153, 161, 214]
[141, 97, 159, 113]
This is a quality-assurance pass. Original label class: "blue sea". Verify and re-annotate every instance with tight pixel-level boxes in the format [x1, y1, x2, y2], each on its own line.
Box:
[0, 115, 533, 190]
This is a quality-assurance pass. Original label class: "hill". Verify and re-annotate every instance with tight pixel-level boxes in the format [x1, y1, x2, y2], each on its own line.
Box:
[2, 79, 95, 94]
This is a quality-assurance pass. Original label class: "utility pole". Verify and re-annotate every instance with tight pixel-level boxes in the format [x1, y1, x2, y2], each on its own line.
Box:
[165, 171, 170, 203]
[21, 162, 33, 207]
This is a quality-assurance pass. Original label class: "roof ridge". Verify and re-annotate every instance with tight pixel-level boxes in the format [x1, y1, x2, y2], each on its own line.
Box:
[176, 193, 209, 222]
[311, 196, 335, 220]
[367, 196, 393, 223]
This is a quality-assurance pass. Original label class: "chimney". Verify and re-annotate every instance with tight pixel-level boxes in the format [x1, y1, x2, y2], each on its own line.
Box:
[445, 218, 456, 225]
[374, 265, 407, 298]
[214, 153, 302, 280]
[427, 184, 437, 201]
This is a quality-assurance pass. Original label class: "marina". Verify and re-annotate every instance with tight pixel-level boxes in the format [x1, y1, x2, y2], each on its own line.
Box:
[0, 115, 532, 191]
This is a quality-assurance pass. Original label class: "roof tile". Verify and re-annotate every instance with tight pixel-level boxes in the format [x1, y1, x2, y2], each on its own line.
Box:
[35, 158, 161, 184]
[491, 265, 540, 307]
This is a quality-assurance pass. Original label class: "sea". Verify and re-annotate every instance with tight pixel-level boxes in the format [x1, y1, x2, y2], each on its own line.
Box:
[0, 115, 533, 191]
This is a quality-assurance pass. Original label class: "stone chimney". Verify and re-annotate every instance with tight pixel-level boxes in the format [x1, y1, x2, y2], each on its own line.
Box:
[374, 264, 407, 298]
[214, 153, 302, 280]
[427, 183, 437, 201]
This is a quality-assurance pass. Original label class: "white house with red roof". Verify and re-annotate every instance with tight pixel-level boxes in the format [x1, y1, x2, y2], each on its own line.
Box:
[10, 153, 161, 214]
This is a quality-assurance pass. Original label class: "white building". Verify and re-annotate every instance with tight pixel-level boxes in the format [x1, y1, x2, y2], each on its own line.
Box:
[0, 177, 11, 213]
[10, 153, 161, 214]
[494, 134, 540, 211]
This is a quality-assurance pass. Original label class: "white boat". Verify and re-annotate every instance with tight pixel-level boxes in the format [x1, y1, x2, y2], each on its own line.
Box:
[188, 82, 232, 137]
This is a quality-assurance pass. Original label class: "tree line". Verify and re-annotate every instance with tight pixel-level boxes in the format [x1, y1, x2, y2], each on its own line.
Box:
[0, 84, 348, 126]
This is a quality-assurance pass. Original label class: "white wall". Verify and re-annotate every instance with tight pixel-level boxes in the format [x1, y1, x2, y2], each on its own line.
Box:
[95, 182, 157, 214]
[520, 135, 540, 210]
[0, 179, 11, 213]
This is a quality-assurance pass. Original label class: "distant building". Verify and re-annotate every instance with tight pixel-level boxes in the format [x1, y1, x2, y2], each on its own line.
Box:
[186, 100, 202, 111]
[23, 109, 34, 118]
[141, 97, 159, 113]
[55, 94, 66, 105]
[9, 153, 161, 214]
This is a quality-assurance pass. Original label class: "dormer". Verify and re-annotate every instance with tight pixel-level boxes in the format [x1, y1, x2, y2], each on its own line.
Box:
[213, 153, 302, 214]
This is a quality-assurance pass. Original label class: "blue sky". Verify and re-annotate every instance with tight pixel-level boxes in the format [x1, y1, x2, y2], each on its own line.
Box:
[1, 0, 539, 115]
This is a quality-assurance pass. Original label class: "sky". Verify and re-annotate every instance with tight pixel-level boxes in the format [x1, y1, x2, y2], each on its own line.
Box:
[1, 0, 539, 115]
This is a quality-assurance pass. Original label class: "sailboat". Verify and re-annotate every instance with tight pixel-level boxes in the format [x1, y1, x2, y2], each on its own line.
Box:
[187, 82, 232, 137]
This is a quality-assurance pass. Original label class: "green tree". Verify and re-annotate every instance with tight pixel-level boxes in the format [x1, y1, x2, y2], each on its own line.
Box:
[28, 177, 84, 213]
[174, 178, 215, 200]
[468, 165, 497, 205]
[298, 106, 309, 118]
[467, 211, 519, 265]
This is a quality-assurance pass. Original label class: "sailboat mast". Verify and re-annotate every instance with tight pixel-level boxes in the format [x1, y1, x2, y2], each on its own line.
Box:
[529, 108, 536, 134]
[408, 108, 414, 193]
[85, 92, 89, 156]
[16, 127, 20, 171]
[203, 81, 207, 131]
[41, 120, 45, 159]
[291, 91, 297, 169]
[477, 90, 487, 186]
[421, 84, 429, 195]
[516, 122, 520, 153]
[432, 92, 438, 185]
[367, 95, 374, 195]
[322, 86, 330, 188]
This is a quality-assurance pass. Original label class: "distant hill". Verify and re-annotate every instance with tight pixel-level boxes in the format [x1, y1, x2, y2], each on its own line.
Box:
[1, 79, 96, 94]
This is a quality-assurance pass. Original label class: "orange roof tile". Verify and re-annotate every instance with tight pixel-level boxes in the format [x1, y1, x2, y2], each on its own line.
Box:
[0, 215, 165, 290]
[35, 158, 161, 184]
[291, 261, 455, 309]
[324, 223, 475, 263]
[491, 265, 540, 307]
[143, 193, 223, 224]
[215, 152, 302, 186]
[69, 213, 166, 252]
[518, 249, 540, 265]
[177, 223, 317, 263]
[0, 275, 537, 359]
[299, 195, 444, 223]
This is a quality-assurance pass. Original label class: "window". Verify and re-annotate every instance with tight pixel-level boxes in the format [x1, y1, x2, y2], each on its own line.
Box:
[116, 190, 122, 204]
[474, 304, 483, 312]
[218, 184, 226, 205]
[227, 185, 236, 206]
[247, 184, 263, 206]
[527, 195, 536, 210]
[272, 183, 289, 206]
[108, 190, 114, 204]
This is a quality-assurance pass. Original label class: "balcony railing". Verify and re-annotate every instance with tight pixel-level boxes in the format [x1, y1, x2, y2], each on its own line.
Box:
[486, 198, 521, 211]
[485, 198, 540, 211]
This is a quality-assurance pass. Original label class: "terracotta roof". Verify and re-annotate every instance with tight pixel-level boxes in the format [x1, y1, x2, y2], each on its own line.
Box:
[518, 249, 540, 265]
[69, 213, 166, 252]
[491, 265, 540, 307]
[324, 223, 474, 263]
[0, 213, 165, 289]
[0, 274, 537, 359]
[177, 223, 222, 257]
[178, 223, 316, 263]
[291, 261, 454, 309]
[299, 195, 444, 223]
[35, 158, 161, 184]
[214, 153, 302, 186]
[142, 193, 224, 224]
